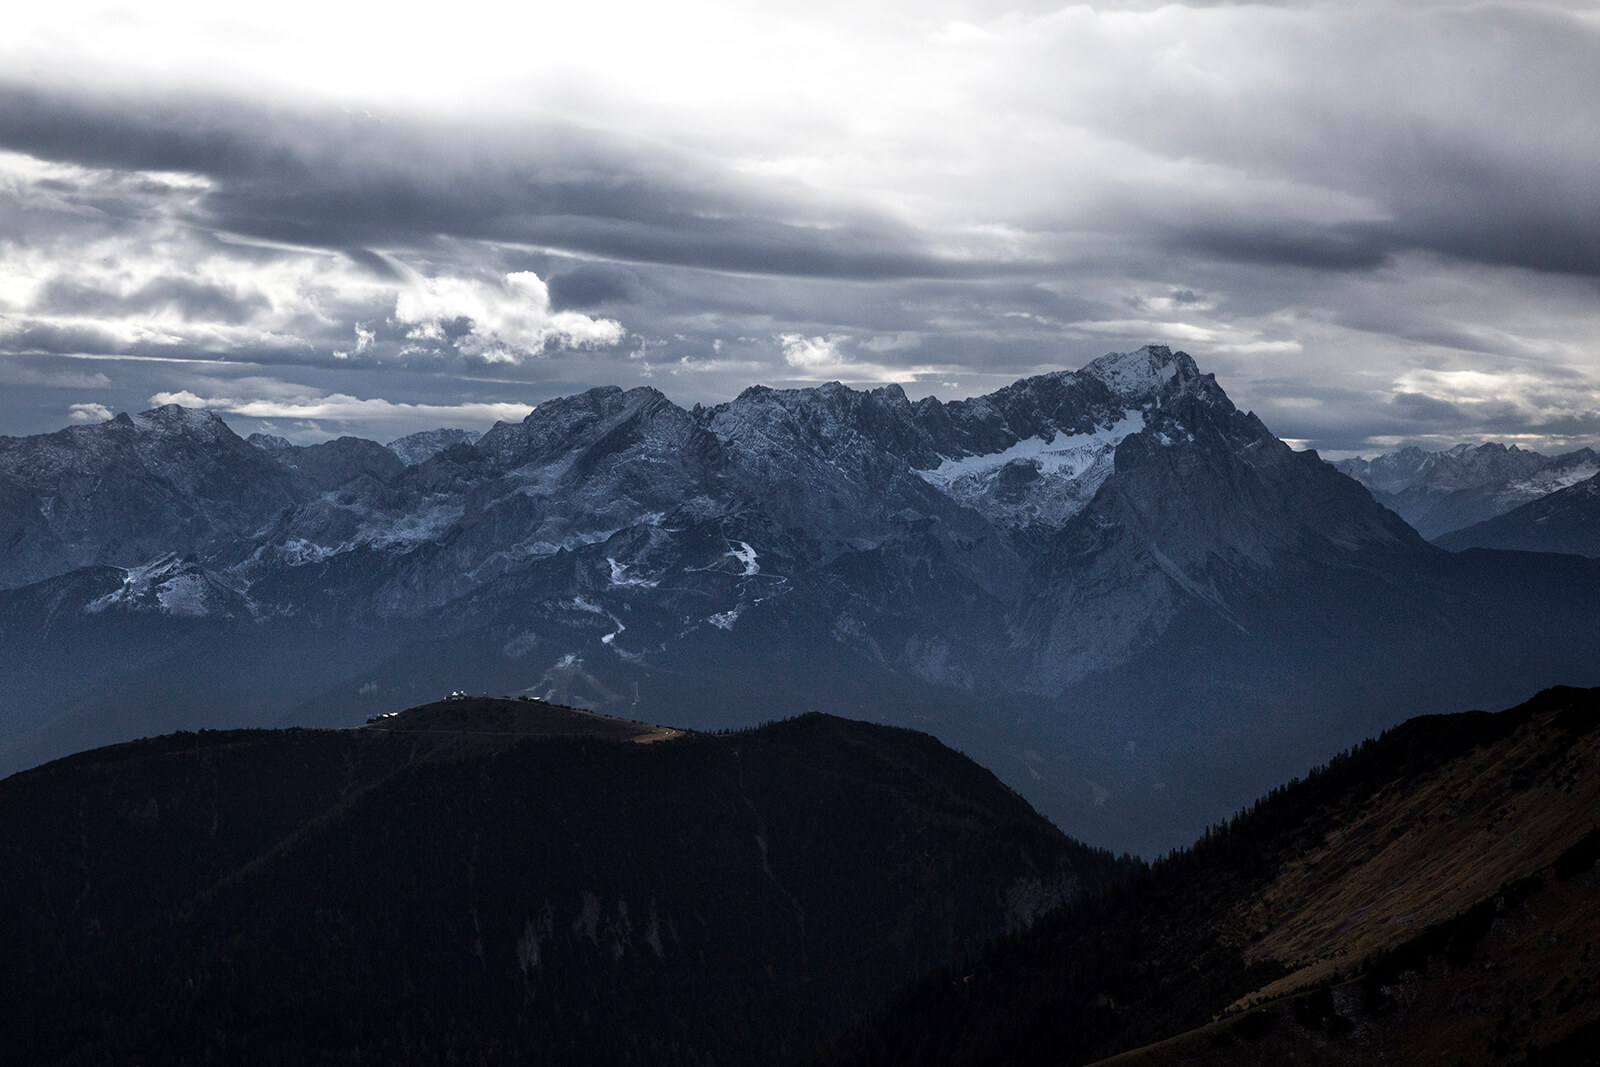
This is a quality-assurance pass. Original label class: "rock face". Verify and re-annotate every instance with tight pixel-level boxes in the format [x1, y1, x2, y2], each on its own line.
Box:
[385, 427, 481, 466]
[0, 406, 307, 589]
[1336, 442, 1600, 539]
[4, 345, 1600, 854]
[279, 435, 407, 491]
[1435, 470, 1600, 557]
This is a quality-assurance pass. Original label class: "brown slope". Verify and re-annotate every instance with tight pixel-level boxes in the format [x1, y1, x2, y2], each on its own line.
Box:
[1098, 686, 1600, 1065]
[822, 686, 1600, 1066]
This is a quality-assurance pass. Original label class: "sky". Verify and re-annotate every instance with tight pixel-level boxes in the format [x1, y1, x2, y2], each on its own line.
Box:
[1, 1, 1598, 456]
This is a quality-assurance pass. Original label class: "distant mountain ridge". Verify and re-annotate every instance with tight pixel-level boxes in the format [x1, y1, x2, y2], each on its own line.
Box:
[1335, 442, 1599, 539]
[4, 345, 1600, 854]
[1435, 469, 1600, 558]
[384, 426, 483, 465]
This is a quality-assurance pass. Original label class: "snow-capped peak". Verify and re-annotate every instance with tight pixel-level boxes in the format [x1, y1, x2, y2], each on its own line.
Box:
[1081, 345, 1193, 401]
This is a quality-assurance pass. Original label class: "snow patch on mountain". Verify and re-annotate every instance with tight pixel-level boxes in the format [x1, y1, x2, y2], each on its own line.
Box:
[922, 411, 1144, 484]
[354, 499, 466, 549]
[918, 410, 1145, 526]
[86, 556, 184, 612]
[607, 558, 659, 588]
[1518, 460, 1600, 498]
[727, 541, 760, 576]
[247, 432, 294, 452]
[130, 405, 233, 442]
[83, 554, 246, 617]
[271, 538, 345, 566]
[156, 573, 212, 617]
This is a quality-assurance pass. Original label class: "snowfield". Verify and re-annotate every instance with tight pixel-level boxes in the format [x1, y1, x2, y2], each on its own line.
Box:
[917, 411, 1145, 527]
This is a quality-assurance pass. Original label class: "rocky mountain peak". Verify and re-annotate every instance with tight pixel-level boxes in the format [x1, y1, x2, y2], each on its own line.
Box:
[129, 404, 235, 442]
[871, 383, 911, 407]
[385, 428, 481, 466]
[1080, 343, 1197, 400]
[247, 432, 294, 452]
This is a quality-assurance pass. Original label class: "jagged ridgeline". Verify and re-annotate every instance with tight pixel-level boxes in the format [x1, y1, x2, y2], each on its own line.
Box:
[1335, 442, 1600, 541]
[819, 686, 1600, 1066]
[0, 699, 1128, 1064]
[5, 346, 1600, 854]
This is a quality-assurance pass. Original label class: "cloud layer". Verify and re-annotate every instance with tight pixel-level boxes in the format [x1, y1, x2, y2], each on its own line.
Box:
[1, 1, 1597, 454]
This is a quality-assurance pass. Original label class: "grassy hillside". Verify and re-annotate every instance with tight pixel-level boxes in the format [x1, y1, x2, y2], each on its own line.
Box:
[823, 686, 1600, 1065]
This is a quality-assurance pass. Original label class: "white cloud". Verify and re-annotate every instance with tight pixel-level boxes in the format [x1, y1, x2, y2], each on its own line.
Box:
[67, 401, 112, 422]
[1392, 367, 1600, 422]
[0, 150, 625, 368]
[334, 322, 376, 360]
[779, 333, 847, 369]
[393, 272, 624, 362]
[1071, 319, 1221, 344]
[148, 387, 532, 431]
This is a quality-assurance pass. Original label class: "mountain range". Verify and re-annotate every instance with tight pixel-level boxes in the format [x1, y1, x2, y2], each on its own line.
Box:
[5, 345, 1600, 854]
[1335, 442, 1599, 540]
[1435, 469, 1600, 558]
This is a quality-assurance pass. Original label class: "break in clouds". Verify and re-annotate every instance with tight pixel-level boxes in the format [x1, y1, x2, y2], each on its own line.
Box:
[1, 0, 1598, 452]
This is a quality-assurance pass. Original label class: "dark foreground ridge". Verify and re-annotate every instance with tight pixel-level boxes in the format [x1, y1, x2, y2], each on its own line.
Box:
[0, 699, 1127, 1065]
[362, 693, 684, 745]
[819, 685, 1600, 1066]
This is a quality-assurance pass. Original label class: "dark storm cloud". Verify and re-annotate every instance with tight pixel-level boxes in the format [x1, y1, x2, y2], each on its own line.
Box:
[35, 277, 269, 325]
[1388, 391, 1466, 425]
[1154, 142, 1600, 282]
[1057, 5, 1600, 284]
[1347, 123, 1600, 280]
[0, 81, 991, 283]
[1174, 222, 1393, 273]
[546, 265, 646, 310]
[343, 249, 405, 281]
[1390, 212, 1600, 280]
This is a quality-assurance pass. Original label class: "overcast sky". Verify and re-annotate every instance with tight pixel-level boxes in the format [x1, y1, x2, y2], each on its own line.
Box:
[1, 1, 1597, 455]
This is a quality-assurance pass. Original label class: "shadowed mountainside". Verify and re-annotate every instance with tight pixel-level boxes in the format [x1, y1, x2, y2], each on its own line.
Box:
[1436, 471, 1600, 559]
[821, 685, 1600, 1066]
[0, 698, 1127, 1065]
